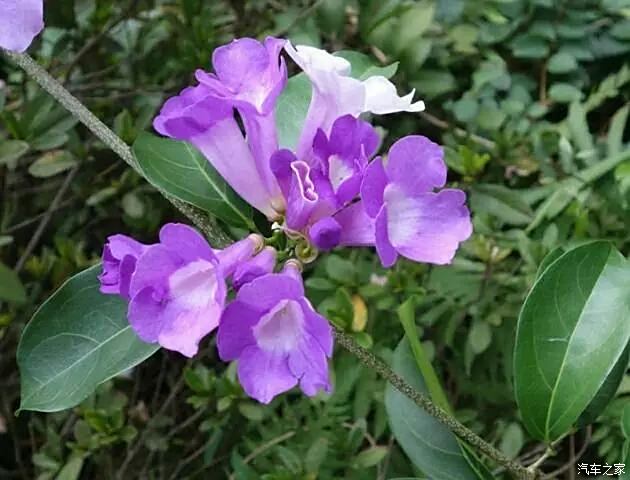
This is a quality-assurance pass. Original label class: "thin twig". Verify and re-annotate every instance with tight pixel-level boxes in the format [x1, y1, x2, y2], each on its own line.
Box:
[15, 165, 79, 272]
[334, 328, 536, 480]
[542, 427, 591, 479]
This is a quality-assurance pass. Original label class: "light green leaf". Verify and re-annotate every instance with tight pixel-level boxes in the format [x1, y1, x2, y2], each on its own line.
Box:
[276, 73, 312, 151]
[28, 151, 77, 178]
[385, 338, 479, 480]
[0, 140, 29, 169]
[132, 133, 254, 230]
[547, 52, 578, 74]
[468, 321, 492, 355]
[334, 50, 398, 80]
[351, 446, 388, 469]
[470, 184, 534, 226]
[18, 265, 158, 412]
[514, 242, 630, 441]
[607, 104, 629, 156]
[549, 83, 584, 103]
[499, 423, 525, 459]
[0, 261, 27, 304]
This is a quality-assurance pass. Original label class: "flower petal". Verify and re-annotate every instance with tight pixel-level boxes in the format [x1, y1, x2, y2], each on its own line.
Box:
[300, 299, 334, 357]
[192, 117, 276, 218]
[217, 300, 260, 360]
[363, 76, 425, 114]
[385, 135, 446, 195]
[288, 334, 331, 397]
[385, 185, 472, 265]
[129, 244, 181, 298]
[0, 0, 44, 52]
[360, 157, 387, 218]
[334, 201, 376, 247]
[232, 246, 276, 290]
[237, 273, 304, 311]
[159, 223, 215, 263]
[375, 207, 398, 267]
[309, 216, 341, 251]
[237, 345, 297, 404]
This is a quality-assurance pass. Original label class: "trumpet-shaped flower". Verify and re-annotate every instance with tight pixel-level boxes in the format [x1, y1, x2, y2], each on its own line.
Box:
[270, 115, 379, 250]
[357, 135, 472, 266]
[99, 235, 149, 299]
[217, 262, 333, 404]
[0, 0, 44, 52]
[284, 42, 424, 159]
[124, 224, 261, 357]
[232, 246, 277, 291]
[154, 37, 287, 218]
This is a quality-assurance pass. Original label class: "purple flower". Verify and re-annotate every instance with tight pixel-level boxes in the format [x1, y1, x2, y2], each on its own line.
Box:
[217, 262, 333, 404]
[284, 42, 424, 160]
[270, 115, 379, 251]
[0, 0, 44, 53]
[99, 235, 149, 299]
[126, 223, 262, 357]
[154, 37, 287, 218]
[357, 135, 472, 266]
[232, 246, 277, 291]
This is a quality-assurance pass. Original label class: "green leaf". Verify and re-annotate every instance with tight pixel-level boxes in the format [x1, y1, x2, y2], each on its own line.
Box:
[0, 140, 29, 169]
[0, 261, 27, 304]
[514, 242, 630, 441]
[351, 446, 388, 469]
[468, 321, 492, 355]
[385, 338, 479, 480]
[511, 35, 549, 58]
[132, 133, 254, 230]
[275, 73, 312, 151]
[578, 342, 629, 426]
[334, 50, 398, 80]
[499, 423, 525, 459]
[55, 455, 85, 480]
[28, 151, 77, 178]
[547, 52, 578, 74]
[470, 184, 534, 226]
[623, 403, 630, 439]
[18, 265, 158, 412]
[535, 247, 565, 279]
[607, 104, 629, 157]
[549, 83, 584, 103]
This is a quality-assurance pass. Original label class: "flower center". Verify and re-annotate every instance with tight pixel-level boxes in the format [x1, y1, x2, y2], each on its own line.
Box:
[253, 299, 304, 353]
[168, 259, 218, 309]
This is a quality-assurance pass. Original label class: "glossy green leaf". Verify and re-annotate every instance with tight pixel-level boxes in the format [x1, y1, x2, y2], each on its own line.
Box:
[0, 261, 27, 304]
[578, 342, 629, 426]
[132, 133, 254, 230]
[514, 242, 630, 441]
[276, 73, 311, 151]
[385, 338, 479, 480]
[18, 265, 158, 412]
[535, 247, 565, 279]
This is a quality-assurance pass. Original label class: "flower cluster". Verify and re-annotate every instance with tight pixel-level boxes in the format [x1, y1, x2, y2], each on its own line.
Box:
[100, 37, 472, 404]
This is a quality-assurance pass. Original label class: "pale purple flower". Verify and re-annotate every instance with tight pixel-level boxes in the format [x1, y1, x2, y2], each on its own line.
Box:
[126, 223, 262, 357]
[99, 235, 149, 299]
[0, 0, 44, 53]
[154, 37, 287, 218]
[355, 135, 473, 266]
[232, 246, 277, 291]
[217, 262, 333, 404]
[270, 115, 379, 251]
[284, 42, 424, 159]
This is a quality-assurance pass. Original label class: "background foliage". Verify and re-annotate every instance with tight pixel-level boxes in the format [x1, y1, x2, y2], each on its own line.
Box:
[1, 0, 629, 478]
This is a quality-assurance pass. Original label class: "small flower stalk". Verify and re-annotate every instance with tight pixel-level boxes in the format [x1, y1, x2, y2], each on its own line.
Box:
[100, 37, 472, 404]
